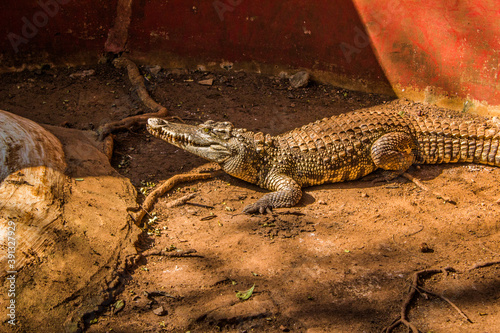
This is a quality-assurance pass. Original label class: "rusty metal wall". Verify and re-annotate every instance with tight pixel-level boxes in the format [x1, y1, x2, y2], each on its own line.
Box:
[1, 0, 499, 111]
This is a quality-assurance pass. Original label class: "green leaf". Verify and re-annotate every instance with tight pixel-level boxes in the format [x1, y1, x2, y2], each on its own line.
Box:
[236, 284, 255, 301]
[114, 299, 125, 311]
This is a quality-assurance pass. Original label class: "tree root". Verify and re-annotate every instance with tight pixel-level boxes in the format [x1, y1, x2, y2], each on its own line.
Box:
[97, 56, 168, 140]
[134, 169, 222, 225]
[383, 261, 500, 332]
[403, 172, 456, 204]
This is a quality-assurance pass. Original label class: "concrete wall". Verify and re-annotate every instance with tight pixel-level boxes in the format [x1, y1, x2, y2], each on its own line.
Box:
[1, 0, 499, 114]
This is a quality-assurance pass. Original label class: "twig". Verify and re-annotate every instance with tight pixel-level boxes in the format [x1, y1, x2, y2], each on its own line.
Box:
[142, 248, 201, 257]
[418, 286, 472, 323]
[134, 169, 222, 224]
[382, 267, 455, 333]
[406, 225, 424, 237]
[144, 291, 179, 299]
[403, 172, 456, 204]
[165, 193, 196, 208]
[385, 260, 500, 332]
[185, 202, 215, 209]
[468, 260, 500, 271]
[97, 57, 168, 140]
[200, 215, 218, 221]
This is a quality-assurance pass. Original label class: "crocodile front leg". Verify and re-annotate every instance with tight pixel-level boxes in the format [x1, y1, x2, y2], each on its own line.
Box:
[243, 174, 302, 214]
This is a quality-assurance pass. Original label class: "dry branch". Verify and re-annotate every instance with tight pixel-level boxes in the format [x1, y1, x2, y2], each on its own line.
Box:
[142, 248, 200, 257]
[134, 171, 221, 224]
[384, 260, 500, 332]
[165, 193, 197, 208]
[468, 260, 500, 270]
[98, 56, 168, 140]
[383, 267, 455, 333]
[418, 286, 472, 323]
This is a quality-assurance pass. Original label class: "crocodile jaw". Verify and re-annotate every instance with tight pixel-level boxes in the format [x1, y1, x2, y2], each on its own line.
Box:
[147, 118, 232, 163]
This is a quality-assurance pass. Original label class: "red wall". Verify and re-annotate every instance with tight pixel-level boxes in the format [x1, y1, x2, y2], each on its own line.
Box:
[127, 1, 385, 80]
[1, 0, 499, 111]
[1, 0, 115, 67]
[353, 0, 500, 107]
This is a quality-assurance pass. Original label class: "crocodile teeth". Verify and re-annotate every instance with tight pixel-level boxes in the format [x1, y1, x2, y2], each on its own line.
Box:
[160, 130, 196, 146]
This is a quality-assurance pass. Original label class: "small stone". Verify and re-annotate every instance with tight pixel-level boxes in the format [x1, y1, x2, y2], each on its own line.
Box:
[153, 306, 167, 316]
[198, 78, 214, 86]
[131, 296, 151, 310]
[148, 65, 162, 75]
[69, 69, 95, 78]
[361, 192, 369, 198]
[289, 71, 310, 88]
[420, 242, 434, 253]
[220, 61, 234, 70]
[317, 200, 327, 205]
[280, 325, 290, 332]
[170, 68, 188, 75]
[278, 71, 290, 79]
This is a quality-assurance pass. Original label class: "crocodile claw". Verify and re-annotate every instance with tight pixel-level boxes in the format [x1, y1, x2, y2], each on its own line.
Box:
[243, 202, 273, 214]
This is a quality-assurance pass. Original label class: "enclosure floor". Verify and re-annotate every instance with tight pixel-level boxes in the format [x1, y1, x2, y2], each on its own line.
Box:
[1, 65, 499, 332]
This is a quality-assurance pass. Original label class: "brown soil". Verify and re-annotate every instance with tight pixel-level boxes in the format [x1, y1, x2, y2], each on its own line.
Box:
[1, 64, 499, 333]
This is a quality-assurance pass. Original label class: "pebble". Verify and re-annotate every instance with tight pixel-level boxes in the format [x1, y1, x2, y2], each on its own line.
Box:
[153, 305, 168, 316]
[69, 69, 95, 78]
[198, 78, 214, 86]
[278, 71, 290, 79]
[148, 65, 162, 75]
[420, 242, 434, 253]
[289, 71, 310, 88]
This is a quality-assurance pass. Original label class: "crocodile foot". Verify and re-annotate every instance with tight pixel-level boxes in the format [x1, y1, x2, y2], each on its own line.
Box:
[243, 201, 273, 214]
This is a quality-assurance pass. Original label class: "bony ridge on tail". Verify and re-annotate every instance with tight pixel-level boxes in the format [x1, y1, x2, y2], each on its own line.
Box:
[147, 109, 500, 214]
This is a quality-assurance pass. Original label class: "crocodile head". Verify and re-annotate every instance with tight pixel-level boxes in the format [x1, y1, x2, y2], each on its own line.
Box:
[147, 118, 241, 163]
[147, 118, 263, 184]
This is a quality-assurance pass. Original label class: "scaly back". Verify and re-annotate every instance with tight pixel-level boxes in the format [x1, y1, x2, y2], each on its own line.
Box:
[269, 110, 500, 186]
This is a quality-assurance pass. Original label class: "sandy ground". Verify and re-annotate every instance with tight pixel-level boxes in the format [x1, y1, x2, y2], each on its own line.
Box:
[1, 64, 499, 332]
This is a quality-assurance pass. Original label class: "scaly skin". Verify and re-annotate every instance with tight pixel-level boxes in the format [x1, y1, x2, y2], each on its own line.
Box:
[147, 109, 500, 213]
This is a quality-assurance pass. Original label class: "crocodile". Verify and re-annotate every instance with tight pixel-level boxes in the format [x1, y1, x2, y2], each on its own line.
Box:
[147, 108, 500, 213]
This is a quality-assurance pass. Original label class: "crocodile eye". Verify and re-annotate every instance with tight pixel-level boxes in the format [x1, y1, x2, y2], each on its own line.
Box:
[203, 128, 210, 133]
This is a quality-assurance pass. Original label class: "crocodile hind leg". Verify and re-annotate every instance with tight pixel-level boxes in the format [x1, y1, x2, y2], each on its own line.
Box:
[371, 132, 416, 180]
[243, 175, 302, 214]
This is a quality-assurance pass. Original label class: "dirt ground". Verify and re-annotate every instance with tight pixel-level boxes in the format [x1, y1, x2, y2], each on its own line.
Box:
[1, 64, 499, 333]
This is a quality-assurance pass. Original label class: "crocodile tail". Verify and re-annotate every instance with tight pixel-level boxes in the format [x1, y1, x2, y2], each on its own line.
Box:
[412, 116, 500, 166]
